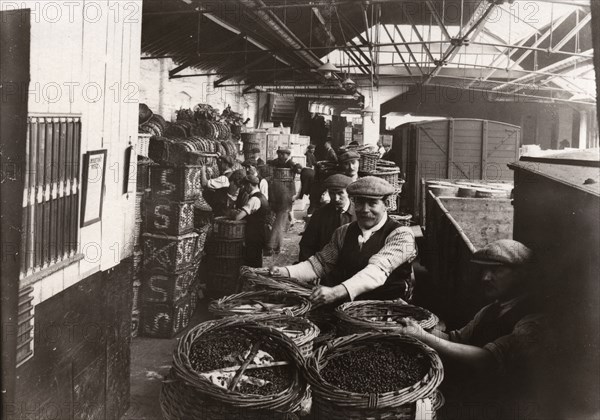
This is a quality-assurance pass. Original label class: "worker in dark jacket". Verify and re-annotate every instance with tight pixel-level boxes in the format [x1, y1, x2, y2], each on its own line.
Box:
[200, 155, 235, 216]
[305, 144, 317, 168]
[266, 148, 302, 255]
[271, 176, 416, 303]
[299, 174, 356, 261]
[396, 239, 550, 416]
[229, 175, 270, 267]
[338, 150, 360, 182]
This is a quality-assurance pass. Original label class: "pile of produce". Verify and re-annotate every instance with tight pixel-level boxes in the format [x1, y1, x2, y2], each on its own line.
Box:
[208, 291, 311, 318]
[321, 344, 430, 394]
[188, 329, 293, 395]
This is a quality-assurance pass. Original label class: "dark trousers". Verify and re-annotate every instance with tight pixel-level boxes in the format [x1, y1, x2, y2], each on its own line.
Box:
[245, 241, 263, 268]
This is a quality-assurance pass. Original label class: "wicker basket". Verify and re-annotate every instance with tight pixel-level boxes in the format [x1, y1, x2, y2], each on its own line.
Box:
[136, 159, 153, 192]
[195, 223, 211, 254]
[240, 267, 312, 297]
[194, 196, 214, 228]
[307, 333, 444, 420]
[140, 293, 197, 338]
[205, 239, 245, 257]
[273, 167, 294, 182]
[139, 263, 200, 305]
[361, 167, 403, 189]
[335, 300, 439, 335]
[358, 152, 379, 172]
[209, 291, 311, 318]
[212, 217, 246, 240]
[160, 317, 309, 420]
[145, 198, 195, 236]
[307, 309, 338, 349]
[150, 164, 202, 201]
[207, 255, 246, 277]
[142, 231, 202, 272]
[248, 314, 320, 359]
[137, 133, 151, 157]
[389, 213, 413, 227]
[384, 190, 402, 212]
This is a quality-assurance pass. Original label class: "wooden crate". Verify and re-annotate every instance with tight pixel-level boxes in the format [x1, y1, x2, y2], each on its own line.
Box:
[140, 294, 196, 338]
[145, 198, 195, 236]
[150, 164, 202, 201]
[139, 264, 200, 305]
[142, 232, 202, 272]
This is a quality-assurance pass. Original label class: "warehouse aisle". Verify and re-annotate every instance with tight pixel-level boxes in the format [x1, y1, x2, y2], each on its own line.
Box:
[122, 216, 305, 419]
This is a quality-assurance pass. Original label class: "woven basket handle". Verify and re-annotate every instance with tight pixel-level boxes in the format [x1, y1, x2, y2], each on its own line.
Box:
[415, 397, 433, 420]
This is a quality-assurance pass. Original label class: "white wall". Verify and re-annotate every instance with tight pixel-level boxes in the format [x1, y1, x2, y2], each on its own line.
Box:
[139, 58, 258, 126]
[15, 0, 142, 305]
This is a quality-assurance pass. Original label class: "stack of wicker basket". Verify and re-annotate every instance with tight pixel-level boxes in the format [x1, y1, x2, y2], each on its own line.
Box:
[359, 159, 404, 212]
[138, 164, 205, 338]
[241, 132, 265, 161]
[203, 217, 247, 297]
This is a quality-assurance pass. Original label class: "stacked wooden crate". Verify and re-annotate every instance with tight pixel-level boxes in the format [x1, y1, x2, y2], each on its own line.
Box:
[139, 164, 204, 338]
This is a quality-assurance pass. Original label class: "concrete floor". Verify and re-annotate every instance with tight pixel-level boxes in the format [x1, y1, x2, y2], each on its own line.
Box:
[122, 213, 305, 420]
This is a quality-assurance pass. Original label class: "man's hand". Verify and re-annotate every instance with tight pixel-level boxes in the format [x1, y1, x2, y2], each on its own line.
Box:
[268, 267, 290, 278]
[309, 285, 346, 305]
[396, 317, 425, 338]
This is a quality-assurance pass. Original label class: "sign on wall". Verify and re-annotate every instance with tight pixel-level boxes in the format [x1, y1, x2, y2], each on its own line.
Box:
[81, 150, 107, 227]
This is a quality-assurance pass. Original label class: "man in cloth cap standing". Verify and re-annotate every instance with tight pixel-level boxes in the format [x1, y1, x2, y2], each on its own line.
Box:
[338, 151, 361, 182]
[299, 174, 356, 262]
[266, 148, 302, 255]
[396, 239, 550, 415]
[271, 176, 416, 303]
[228, 175, 270, 267]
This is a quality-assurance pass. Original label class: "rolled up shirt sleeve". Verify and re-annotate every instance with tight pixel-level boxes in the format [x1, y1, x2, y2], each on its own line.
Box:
[240, 196, 261, 215]
[207, 175, 230, 190]
[286, 225, 348, 283]
[340, 227, 417, 301]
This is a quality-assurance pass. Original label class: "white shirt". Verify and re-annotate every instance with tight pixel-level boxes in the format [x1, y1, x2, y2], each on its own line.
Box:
[241, 187, 262, 215]
[358, 215, 388, 248]
[259, 178, 269, 200]
[207, 169, 232, 190]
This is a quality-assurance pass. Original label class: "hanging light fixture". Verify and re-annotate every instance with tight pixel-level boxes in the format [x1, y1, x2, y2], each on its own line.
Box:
[316, 61, 339, 79]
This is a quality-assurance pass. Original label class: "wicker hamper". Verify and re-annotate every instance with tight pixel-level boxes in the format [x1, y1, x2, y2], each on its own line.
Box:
[308, 333, 444, 420]
[139, 264, 200, 305]
[145, 198, 195, 236]
[142, 231, 202, 272]
[209, 291, 311, 318]
[212, 217, 246, 240]
[335, 300, 439, 335]
[160, 317, 309, 420]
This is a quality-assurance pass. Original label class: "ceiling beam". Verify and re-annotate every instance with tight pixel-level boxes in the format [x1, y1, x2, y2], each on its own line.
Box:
[424, 0, 497, 85]
[382, 23, 414, 77]
[551, 12, 592, 52]
[213, 54, 274, 87]
[504, 9, 575, 72]
[426, 0, 451, 40]
[394, 24, 424, 75]
[403, 6, 437, 64]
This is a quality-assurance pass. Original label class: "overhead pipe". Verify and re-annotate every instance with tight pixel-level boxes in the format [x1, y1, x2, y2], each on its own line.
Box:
[236, 0, 323, 68]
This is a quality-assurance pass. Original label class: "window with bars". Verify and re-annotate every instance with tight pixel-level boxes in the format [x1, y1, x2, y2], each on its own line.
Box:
[20, 114, 81, 278]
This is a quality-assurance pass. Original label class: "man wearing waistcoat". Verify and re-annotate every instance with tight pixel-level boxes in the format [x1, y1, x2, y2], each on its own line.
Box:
[396, 239, 550, 417]
[271, 176, 417, 303]
[229, 175, 270, 268]
[200, 155, 235, 216]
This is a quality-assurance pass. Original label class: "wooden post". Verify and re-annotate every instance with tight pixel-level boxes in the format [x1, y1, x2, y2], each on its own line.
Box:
[482, 120, 488, 179]
[447, 119, 454, 179]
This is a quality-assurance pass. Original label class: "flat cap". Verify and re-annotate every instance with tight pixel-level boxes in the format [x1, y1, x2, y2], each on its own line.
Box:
[250, 147, 261, 153]
[307, 144, 316, 150]
[277, 148, 291, 154]
[472, 239, 533, 266]
[218, 155, 235, 167]
[243, 174, 260, 186]
[323, 174, 353, 191]
[338, 151, 360, 163]
[347, 176, 395, 198]
[242, 159, 258, 167]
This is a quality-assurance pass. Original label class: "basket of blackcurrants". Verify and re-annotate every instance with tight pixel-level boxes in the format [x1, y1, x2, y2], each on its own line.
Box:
[160, 316, 310, 420]
[307, 332, 444, 419]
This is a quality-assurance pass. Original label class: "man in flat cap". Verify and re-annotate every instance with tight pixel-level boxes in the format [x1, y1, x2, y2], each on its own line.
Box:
[242, 159, 269, 200]
[200, 155, 237, 216]
[299, 174, 356, 262]
[228, 175, 270, 267]
[266, 148, 303, 255]
[338, 151, 361, 182]
[397, 239, 550, 414]
[271, 176, 416, 303]
[305, 144, 317, 168]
